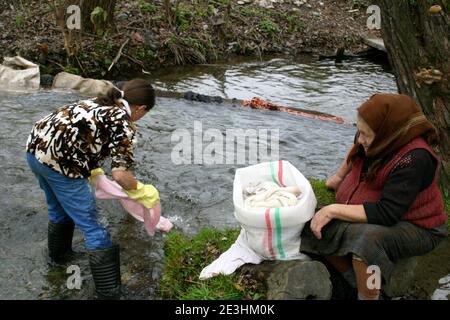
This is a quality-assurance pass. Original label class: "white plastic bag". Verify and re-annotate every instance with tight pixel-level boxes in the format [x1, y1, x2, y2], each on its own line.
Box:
[233, 160, 316, 260]
[52, 72, 114, 97]
[0, 56, 40, 90]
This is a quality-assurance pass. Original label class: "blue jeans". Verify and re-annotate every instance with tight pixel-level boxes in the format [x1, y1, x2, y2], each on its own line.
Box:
[27, 153, 112, 249]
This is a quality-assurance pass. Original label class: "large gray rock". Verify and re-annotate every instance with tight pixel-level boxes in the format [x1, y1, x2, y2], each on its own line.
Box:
[266, 260, 332, 300]
[241, 253, 436, 300]
[383, 257, 418, 298]
[40, 74, 54, 87]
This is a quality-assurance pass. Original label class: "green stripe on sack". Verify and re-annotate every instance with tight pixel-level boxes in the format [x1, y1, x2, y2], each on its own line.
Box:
[270, 162, 280, 186]
[275, 207, 285, 259]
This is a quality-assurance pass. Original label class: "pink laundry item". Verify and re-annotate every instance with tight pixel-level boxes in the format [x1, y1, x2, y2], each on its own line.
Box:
[93, 175, 173, 236]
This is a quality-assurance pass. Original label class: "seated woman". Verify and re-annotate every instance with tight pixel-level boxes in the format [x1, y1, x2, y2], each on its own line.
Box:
[300, 93, 448, 300]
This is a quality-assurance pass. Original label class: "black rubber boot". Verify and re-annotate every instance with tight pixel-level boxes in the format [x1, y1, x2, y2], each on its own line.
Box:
[88, 245, 121, 300]
[48, 220, 75, 265]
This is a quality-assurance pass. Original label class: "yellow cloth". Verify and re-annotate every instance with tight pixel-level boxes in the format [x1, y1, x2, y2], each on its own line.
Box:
[88, 168, 105, 184]
[125, 182, 160, 209]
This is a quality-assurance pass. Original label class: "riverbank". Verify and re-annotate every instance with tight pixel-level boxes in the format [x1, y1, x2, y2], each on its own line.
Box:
[0, 0, 380, 79]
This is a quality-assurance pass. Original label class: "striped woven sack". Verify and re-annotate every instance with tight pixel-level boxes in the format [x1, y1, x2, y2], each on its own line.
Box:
[233, 160, 317, 260]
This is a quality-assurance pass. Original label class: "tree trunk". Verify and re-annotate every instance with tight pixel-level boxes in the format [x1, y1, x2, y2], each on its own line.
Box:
[373, 0, 450, 189]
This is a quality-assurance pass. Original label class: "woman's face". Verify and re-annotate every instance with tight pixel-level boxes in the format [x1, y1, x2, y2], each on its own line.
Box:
[357, 116, 375, 153]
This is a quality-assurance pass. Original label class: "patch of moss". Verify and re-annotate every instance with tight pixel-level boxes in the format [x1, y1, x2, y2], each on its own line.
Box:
[308, 178, 336, 209]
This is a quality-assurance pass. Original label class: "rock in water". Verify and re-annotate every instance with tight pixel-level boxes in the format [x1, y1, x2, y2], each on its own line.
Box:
[40, 74, 54, 87]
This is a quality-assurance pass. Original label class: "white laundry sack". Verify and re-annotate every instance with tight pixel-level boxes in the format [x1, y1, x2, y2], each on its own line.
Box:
[233, 160, 317, 260]
[0, 56, 40, 90]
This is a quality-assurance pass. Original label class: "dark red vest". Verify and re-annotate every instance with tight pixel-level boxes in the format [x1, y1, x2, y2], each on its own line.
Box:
[336, 137, 447, 229]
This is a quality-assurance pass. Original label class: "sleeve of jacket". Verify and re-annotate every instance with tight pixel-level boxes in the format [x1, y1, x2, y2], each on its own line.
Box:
[364, 149, 436, 226]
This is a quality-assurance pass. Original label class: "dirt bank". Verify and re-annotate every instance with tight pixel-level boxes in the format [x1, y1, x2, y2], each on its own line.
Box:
[0, 0, 380, 79]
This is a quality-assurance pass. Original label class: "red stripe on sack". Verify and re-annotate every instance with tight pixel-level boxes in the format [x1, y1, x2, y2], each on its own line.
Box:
[265, 208, 276, 259]
[278, 160, 285, 187]
[262, 230, 268, 258]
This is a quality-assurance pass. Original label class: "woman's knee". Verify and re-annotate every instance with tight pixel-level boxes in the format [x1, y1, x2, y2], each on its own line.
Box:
[350, 223, 390, 247]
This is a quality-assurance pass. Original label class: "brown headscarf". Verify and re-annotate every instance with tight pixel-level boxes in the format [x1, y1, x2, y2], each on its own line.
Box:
[348, 93, 439, 181]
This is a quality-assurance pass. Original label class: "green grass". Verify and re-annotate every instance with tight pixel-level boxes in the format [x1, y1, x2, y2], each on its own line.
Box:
[352, 0, 369, 9]
[175, 3, 193, 32]
[258, 19, 279, 35]
[239, 6, 265, 17]
[308, 178, 336, 208]
[160, 227, 265, 300]
[138, 0, 156, 14]
[286, 14, 305, 33]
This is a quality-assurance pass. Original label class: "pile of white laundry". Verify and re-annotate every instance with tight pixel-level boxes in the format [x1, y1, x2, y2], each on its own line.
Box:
[243, 181, 301, 208]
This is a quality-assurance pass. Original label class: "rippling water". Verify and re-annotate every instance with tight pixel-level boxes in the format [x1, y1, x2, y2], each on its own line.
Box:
[0, 56, 410, 300]
[151, 55, 396, 122]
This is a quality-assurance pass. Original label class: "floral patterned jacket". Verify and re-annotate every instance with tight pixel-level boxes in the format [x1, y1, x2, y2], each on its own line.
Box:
[26, 99, 136, 178]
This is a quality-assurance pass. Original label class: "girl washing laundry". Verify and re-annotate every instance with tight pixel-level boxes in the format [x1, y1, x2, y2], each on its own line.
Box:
[26, 79, 159, 299]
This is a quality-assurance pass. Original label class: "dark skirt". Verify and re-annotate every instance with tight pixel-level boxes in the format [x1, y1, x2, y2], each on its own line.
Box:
[300, 219, 447, 282]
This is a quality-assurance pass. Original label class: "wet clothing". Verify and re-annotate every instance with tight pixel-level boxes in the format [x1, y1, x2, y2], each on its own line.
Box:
[26, 99, 136, 179]
[27, 153, 112, 249]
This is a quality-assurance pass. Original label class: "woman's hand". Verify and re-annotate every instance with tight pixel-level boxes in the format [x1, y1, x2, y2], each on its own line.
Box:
[310, 204, 335, 240]
[112, 169, 138, 191]
[311, 204, 368, 239]
[325, 174, 343, 191]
